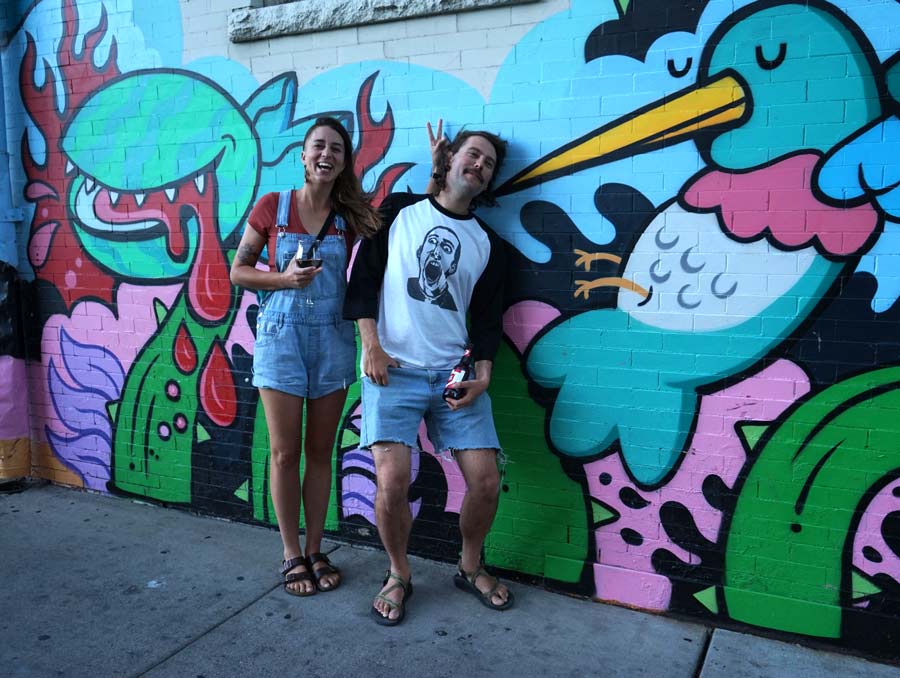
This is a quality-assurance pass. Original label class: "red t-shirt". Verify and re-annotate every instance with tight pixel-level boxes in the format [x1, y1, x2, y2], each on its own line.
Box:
[247, 191, 352, 271]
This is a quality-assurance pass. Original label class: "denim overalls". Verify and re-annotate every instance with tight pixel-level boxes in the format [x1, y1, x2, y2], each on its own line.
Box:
[251, 190, 357, 399]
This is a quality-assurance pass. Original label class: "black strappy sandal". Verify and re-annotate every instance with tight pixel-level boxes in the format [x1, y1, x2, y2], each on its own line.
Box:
[370, 571, 413, 626]
[280, 556, 316, 597]
[308, 552, 342, 593]
[453, 560, 514, 610]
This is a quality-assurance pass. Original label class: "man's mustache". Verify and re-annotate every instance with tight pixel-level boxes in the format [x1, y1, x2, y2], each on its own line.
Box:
[464, 167, 484, 183]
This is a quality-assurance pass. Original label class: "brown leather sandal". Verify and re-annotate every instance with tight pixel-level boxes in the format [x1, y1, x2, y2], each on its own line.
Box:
[308, 552, 342, 592]
[280, 556, 316, 597]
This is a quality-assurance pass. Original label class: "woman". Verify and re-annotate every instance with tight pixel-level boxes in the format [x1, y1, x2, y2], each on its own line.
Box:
[231, 117, 380, 596]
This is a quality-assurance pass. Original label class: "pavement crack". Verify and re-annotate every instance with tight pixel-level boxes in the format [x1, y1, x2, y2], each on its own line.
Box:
[131, 582, 280, 677]
[692, 628, 714, 678]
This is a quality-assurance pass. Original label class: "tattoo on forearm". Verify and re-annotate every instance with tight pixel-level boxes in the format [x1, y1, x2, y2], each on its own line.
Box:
[236, 243, 260, 266]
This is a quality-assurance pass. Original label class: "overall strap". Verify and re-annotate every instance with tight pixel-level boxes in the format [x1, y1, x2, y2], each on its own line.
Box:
[258, 190, 293, 307]
[276, 190, 292, 227]
[303, 209, 336, 262]
[312, 210, 337, 247]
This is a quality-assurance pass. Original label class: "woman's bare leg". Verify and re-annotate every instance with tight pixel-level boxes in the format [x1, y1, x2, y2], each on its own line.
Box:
[260, 388, 314, 595]
[302, 387, 348, 589]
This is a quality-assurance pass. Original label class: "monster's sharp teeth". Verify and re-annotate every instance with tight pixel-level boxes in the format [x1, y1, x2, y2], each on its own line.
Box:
[165, 187, 177, 202]
[84, 177, 97, 194]
[108, 190, 119, 205]
[66, 160, 75, 175]
[194, 175, 205, 194]
[134, 192, 146, 207]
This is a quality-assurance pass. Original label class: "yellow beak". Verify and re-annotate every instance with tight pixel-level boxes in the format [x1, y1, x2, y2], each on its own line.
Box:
[496, 72, 749, 196]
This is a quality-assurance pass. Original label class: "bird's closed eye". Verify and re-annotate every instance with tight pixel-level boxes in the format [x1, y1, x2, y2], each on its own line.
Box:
[756, 43, 787, 70]
[667, 57, 692, 78]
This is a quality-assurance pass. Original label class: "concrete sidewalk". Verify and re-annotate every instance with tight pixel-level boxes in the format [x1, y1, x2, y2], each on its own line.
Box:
[2, 484, 898, 678]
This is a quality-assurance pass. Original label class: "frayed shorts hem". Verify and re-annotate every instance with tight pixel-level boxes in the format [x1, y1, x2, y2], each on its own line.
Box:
[254, 378, 355, 400]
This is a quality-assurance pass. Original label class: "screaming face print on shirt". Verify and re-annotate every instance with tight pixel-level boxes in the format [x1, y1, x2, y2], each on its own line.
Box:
[407, 226, 461, 311]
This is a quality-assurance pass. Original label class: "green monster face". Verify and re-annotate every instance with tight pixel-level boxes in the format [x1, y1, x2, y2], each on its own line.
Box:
[61, 71, 259, 286]
[701, 2, 882, 169]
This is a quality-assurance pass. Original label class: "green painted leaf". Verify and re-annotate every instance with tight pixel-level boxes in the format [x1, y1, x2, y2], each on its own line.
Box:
[851, 568, 882, 600]
[234, 480, 249, 502]
[591, 499, 620, 528]
[693, 586, 719, 614]
[735, 421, 769, 454]
[153, 299, 169, 325]
[196, 423, 211, 443]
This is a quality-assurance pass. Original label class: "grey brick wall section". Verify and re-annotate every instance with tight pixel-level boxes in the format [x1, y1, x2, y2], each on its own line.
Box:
[228, 0, 540, 42]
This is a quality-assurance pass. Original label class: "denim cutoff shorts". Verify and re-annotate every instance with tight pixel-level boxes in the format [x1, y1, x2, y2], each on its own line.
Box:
[252, 311, 357, 399]
[360, 366, 501, 453]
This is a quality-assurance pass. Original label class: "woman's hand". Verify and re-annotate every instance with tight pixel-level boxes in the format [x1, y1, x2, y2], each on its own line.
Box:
[280, 260, 321, 289]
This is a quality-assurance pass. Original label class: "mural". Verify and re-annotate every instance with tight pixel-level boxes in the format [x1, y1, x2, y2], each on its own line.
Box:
[6, 0, 900, 656]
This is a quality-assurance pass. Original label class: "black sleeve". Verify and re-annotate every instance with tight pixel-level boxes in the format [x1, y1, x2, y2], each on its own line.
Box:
[468, 220, 508, 363]
[343, 193, 421, 320]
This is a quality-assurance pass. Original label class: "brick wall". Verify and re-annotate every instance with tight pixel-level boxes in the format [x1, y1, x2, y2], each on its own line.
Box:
[4, 0, 900, 657]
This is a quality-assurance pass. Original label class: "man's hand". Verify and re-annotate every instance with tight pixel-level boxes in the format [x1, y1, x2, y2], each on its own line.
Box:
[362, 344, 399, 385]
[427, 119, 449, 177]
[445, 360, 492, 410]
[357, 318, 398, 385]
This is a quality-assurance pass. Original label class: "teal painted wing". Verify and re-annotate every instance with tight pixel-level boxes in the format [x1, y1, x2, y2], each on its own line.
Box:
[527, 309, 696, 485]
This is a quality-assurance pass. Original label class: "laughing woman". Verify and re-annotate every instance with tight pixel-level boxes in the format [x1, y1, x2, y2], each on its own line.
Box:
[230, 117, 380, 596]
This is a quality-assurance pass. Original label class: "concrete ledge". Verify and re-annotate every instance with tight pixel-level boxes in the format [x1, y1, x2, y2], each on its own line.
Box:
[228, 0, 541, 43]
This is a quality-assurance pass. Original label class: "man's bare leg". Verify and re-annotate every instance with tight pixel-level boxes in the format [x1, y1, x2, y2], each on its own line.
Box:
[372, 442, 413, 620]
[455, 448, 510, 606]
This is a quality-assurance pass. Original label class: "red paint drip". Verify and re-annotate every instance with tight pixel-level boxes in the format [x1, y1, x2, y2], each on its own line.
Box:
[199, 341, 237, 428]
[174, 322, 198, 374]
[187, 171, 232, 322]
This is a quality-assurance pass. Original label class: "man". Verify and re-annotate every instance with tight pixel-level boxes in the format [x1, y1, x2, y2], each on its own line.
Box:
[344, 126, 513, 626]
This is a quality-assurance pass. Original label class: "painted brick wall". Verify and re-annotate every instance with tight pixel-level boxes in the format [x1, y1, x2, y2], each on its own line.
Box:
[3, 0, 900, 658]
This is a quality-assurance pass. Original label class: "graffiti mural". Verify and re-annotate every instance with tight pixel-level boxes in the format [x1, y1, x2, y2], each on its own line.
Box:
[6, 0, 900, 656]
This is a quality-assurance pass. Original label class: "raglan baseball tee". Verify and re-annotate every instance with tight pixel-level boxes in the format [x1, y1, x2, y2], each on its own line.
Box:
[344, 193, 505, 370]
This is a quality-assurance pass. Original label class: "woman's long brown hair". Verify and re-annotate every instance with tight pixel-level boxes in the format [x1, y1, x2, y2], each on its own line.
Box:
[304, 117, 380, 238]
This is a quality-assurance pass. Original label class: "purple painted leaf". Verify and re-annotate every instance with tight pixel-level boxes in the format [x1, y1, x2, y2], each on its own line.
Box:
[46, 427, 111, 491]
[45, 332, 122, 492]
[59, 328, 125, 399]
[48, 358, 113, 436]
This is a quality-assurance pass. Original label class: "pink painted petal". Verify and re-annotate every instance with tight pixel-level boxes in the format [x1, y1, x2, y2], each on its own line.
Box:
[29, 221, 60, 267]
[25, 180, 58, 201]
